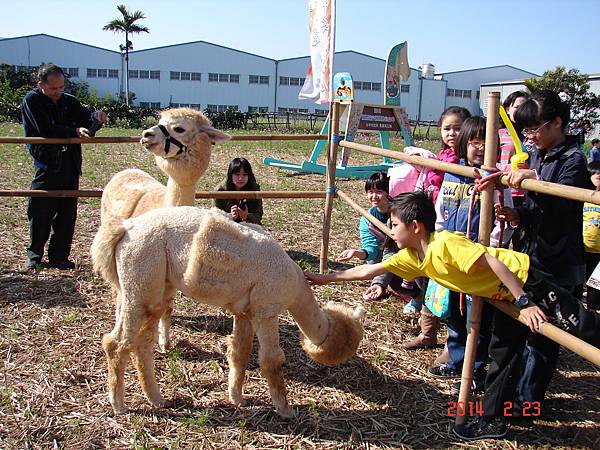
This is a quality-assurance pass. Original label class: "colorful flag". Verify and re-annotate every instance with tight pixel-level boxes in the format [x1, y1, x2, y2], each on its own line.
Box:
[298, 0, 335, 104]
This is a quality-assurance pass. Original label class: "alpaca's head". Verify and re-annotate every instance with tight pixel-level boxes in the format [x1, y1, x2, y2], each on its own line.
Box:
[140, 108, 231, 185]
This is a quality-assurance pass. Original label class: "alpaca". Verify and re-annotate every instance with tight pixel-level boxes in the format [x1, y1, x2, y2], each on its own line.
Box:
[101, 107, 230, 351]
[91, 206, 365, 417]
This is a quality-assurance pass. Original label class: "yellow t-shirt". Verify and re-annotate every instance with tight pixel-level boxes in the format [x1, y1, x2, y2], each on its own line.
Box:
[382, 230, 530, 301]
[583, 202, 600, 253]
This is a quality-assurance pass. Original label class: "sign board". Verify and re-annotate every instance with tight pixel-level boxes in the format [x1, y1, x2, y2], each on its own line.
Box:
[333, 72, 354, 101]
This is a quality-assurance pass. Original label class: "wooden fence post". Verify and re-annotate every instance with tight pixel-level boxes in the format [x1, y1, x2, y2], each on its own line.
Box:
[319, 101, 340, 273]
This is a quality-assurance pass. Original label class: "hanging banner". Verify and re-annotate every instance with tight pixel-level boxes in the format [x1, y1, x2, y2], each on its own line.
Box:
[298, 0, 336, 104]
[385, 41, 410, 106]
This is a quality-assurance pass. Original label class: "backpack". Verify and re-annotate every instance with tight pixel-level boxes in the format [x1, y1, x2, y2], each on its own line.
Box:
[387, 146, 436, 198]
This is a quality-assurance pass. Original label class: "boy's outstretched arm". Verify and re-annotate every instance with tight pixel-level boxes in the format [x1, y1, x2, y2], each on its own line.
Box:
[304, 262, 388, 285]
[476, 253, 548, 332]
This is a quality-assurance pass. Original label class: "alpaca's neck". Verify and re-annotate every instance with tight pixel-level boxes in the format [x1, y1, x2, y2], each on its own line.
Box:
[165, 177, 196, 206]
[287, 285, 330, 345]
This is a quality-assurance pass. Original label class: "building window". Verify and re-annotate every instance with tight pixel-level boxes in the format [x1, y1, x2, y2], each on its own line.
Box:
[463, 90, 472, 98]
[476, 90, 480, 100]
[191, 72, 201, 81]
[289, 77, 300, 86]
[400, 84, 410, 93]
[170, 71, 180, 80]
[259, 76, 269, 85]
[139, 70, 150, 79]
[230, 74, 239, 83]
[209, 73, 218, 82]
[180, 72, 191, 80]
[354, 81, 362, 90]
[150, 71, 160, 80]
[219, 73, 229, 82]
[97, 69, 108, 78]
[151, 102, 160, 108]
[87, 68, 97, 78]
[279, 76, 289, 85]
[447, 88, 455, 97]
[108, 69, 118, 78]
[249, 75, 259, 84]
[372, 82, 382, 92]
[66, 67, 79, 78]
[129, 70, 139, 78]
[248, 106, 258, 112]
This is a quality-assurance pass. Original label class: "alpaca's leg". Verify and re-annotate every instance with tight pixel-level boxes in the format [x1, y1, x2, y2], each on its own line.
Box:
[226, 314, 254, 406]
[254, 316, 293, 417]
[102, 332, 131, 415]
[157, 284, 176, 353]
[131, 314, 166, 408]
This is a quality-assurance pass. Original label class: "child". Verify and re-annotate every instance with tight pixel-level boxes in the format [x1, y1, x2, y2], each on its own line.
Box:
[429, 117, 514, 393]
[214, 157, 263, 224]
[402, 106, 471, 350]
[305, 191, 600, 440]
[498, 91, 528, 172]
[336, 172, 407, 301]
[583, 161, 600, 310]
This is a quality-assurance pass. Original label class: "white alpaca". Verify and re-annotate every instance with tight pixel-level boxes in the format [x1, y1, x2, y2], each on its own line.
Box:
[91, 206, 365, 417]
[101, 107, 230, 351]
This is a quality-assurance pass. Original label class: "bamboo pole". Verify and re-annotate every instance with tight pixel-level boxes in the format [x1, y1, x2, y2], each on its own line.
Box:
[340, 140, 600, 206]
[0, 134, 327, 145]
[0, 190, 325, 199]
[336, 189, 393, 239]
[490, 300, 600, 366]
[319, 102, 340, 273]
[455, 92, 499, 427]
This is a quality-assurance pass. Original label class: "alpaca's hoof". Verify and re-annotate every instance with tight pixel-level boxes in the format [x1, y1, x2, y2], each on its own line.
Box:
[112, 405, 128, 416]
[229, 393, 247, 407]
[149, 396, 167, 409]
[276, 406, 295, 418]
[157, 338, 171, 354]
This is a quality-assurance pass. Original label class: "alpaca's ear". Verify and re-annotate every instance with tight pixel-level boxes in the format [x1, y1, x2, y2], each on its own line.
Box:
[200, 126, 231, 144]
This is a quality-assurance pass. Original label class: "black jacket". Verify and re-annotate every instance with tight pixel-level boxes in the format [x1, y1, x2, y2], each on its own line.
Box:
[516, 137, 592, 287]
[22, 88, 93, 174]
[214, 179, 264, 225]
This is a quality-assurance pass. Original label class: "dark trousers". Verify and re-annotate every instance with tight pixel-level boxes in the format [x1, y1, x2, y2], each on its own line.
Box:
[482, 271, 600, 418]
[27, 162, 79, 263]
[445, 291, 494, 376]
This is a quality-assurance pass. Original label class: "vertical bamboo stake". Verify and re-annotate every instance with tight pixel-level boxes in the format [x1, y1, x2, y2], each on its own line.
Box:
[319, 101, 340, 273]
[455, 92, 500, 427]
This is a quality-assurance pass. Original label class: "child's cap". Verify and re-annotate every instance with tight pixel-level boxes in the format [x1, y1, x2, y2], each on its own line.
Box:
[592, 138, 600, 145]
[588, 161, 600, 174]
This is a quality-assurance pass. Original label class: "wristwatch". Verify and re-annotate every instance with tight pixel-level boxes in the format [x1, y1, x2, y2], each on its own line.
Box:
[514, 293, 531, 308]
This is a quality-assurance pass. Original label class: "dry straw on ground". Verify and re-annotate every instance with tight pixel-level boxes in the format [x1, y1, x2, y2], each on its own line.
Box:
[0, 124, 598, 449]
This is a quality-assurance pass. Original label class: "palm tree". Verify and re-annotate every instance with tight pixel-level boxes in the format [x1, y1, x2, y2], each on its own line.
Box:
[103, 4, 149, 106]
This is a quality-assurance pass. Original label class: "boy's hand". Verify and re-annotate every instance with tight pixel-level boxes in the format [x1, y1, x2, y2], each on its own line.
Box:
[336, 248, 363, 262]
[363, 284, 384, 301]
[304, 272, 331, 285]
[521, 305, 548, 332]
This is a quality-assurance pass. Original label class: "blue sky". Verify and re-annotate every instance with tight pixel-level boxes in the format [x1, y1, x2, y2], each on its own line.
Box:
[2, 0, 598, 76]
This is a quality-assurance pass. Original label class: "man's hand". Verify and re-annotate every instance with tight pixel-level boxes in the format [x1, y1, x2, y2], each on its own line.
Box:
[494, 204, 520, 226]
[521, 305, 548, 332]
[506, 169, 537, 189]
[76, 127, 92, 138]
[93, 110, 108, 124]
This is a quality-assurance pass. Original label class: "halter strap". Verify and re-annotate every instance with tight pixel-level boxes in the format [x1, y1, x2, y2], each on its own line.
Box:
[157, 124, 186, 156]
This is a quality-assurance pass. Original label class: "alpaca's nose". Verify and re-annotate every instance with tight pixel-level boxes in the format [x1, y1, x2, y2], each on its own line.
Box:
[142, 129, 155, 138]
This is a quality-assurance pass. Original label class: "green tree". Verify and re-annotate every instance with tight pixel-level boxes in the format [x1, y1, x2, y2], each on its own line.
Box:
[525, 66, 600, 132]
[102, 4, 149, 106]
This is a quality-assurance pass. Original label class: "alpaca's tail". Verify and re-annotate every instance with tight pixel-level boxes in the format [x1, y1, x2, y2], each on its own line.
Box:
[288, 282, 365, 366]
[91, 217, 127, 290]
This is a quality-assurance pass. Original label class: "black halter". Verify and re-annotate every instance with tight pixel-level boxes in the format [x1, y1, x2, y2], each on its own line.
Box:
[157, 124, 187, 156]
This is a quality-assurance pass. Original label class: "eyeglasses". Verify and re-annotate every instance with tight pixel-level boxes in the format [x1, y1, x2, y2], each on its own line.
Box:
[522, 121, 551, 138]
[468, 141, 485, 150]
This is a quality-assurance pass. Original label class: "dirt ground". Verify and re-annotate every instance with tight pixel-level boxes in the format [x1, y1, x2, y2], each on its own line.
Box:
[0, 123, 598, 449]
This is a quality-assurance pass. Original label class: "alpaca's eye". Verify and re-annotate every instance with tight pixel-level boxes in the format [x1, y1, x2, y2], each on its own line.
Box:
[173, 127, 185, 133]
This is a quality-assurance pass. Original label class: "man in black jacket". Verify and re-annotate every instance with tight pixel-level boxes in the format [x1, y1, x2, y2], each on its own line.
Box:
[22, 63, 106, 270]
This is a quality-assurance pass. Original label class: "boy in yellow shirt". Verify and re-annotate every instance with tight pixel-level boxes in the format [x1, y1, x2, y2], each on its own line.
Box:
[583, 161, 600, 310]
[305, 191, 600, 441]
